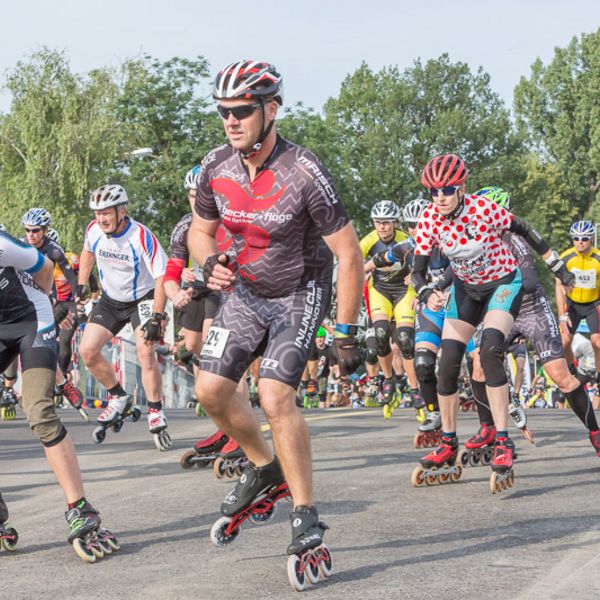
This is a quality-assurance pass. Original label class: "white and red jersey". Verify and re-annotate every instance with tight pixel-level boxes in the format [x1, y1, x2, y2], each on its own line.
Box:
[414, 195, 518, 285]
[84, 218, 167, 302]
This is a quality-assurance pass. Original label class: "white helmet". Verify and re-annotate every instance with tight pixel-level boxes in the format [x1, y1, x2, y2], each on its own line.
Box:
[371, 201, 401, 221]
[184, 166, 201, 190]
[47, 228, 60, 244]
[89, 185, 128, 210]
[402, 197, 428, 224]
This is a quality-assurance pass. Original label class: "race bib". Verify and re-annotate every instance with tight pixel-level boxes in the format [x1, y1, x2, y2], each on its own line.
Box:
[137, 299, 154, 327]
[201, 326, 230, 359]
[572, 268, 596, 289]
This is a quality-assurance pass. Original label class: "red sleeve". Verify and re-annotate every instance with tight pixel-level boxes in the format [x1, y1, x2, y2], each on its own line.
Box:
[164, 258, 185, 285]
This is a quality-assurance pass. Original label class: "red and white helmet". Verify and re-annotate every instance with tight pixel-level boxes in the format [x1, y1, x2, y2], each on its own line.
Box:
[421, 154, 468, 188]
[213, 60, 284, 105]
[89, 185, 128, 210]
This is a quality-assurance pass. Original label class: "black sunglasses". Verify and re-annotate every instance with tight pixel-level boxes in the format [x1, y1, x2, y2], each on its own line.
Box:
[25, 228, 42, 233]
[217, 102, 262, 120]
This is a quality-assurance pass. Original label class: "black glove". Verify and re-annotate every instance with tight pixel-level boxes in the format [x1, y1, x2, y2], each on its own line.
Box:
[373, 252, 392, 268]
[545, 252, 575, 287]
[76, 284, 90, 302]
[332, 335, 362, 376]
[203, 253, 230, 279]
[53, 302, 70, 325]
[416, 283, 439, 304]
[141, 313, 164, 342]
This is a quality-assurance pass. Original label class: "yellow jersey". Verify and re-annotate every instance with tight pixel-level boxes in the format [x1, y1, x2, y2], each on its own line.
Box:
[560, 246, 600, 303]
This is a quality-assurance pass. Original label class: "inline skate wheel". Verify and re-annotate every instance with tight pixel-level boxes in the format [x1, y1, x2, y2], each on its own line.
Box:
[249, 503, 276, 525]
[287, 554, 307, 592]
[213, 457, 226, 480]
[318, 544, 333, 577]
[179, 449, 196, 470]
[382, 405, 391, 419]
[481, 448, 493, 466]
[224, 465, 236, 479]
[98, 529, 120, 551]
[113, 419, 123, 433]
[72, 538, 98, 563]
[154, 430, 172, 452]
[411, 466, 426, 488]
[450, 465, 462, 482]
[457, 449, 469, 467]
[413, 432, 423, 449]
[0, 527, 18, 551]
[92, 426, 106, 444]
[234, 464, 244, 477]
[469, 452, 480, 467]
[210, 516, 239, 546]
[306, 555, 321, 584]
[130, 407, 142, 422]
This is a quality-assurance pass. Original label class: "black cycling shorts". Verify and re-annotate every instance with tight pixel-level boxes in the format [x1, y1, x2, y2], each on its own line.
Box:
[566, 298, 600, 335]
[0, 319, 57, 372]
[506, 341, 527, 360]
[88, 291, 154, 336]
[178, 290, 221, 333]
[199, 281, 330, 389]
[446, 269, 524, 327]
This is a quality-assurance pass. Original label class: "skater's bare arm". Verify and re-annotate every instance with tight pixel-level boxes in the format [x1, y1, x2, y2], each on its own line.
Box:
[323, 223, 363, 325]
[77, 249, 96, 286]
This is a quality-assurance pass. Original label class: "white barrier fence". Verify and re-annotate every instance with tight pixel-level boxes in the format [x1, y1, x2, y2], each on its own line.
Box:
[72, 329, 195, 409]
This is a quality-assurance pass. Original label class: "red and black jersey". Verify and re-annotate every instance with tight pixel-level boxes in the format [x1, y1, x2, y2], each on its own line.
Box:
[195, 136, 349, 298]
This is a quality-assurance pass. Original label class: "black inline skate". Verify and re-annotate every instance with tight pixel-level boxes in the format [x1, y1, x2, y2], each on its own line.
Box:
[179, 429, 229, 470]
[0, 494, 18, 552]
[286, 505, 332, 591]
[210, 457, 290, 546]
[413, 409, 442, 449]
[92, 394, 141, 444]
[65, 500, 119, 563]
[0, 386, 17, 421]
[213, 437, 248, 480]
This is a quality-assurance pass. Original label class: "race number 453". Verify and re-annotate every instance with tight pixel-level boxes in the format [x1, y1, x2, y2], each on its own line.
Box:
[201, 326, 230, 359]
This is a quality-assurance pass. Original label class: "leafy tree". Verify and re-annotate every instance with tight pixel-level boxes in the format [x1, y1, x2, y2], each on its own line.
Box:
[514, 28, 600, 225]
[323, 56, 524, 234]
[0, 48, 121, 250]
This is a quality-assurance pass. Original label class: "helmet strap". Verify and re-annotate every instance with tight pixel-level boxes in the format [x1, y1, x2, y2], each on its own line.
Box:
[239, 100, 275, 160]
[106, 206, 125, 238]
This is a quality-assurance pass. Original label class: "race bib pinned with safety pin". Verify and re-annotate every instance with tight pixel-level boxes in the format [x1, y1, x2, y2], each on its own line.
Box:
[201, 326, 230, 359]
[137, 299, 154, 327]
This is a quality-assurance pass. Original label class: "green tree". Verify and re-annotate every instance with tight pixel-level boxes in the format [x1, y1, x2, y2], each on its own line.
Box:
[514, 28, 600, 225]
[0, 48, 121, 249]
[323, 56, 524, 233]
[115, 55, 224, 244]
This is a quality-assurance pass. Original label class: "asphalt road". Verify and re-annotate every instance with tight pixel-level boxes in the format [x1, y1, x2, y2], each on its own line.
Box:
[2, 406, 600, 600]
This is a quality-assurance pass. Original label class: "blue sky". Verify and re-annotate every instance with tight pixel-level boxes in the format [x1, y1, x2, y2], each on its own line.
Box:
[1, 0, 599, 112]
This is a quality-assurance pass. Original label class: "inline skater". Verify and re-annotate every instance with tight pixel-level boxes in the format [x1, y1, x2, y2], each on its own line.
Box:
[375, 197, 452, 446]
[21, 209, 85, 416]
[556, 221, 600, 389]
[410, 155, 574, 492]
[360, 201, 418, 415]
[188, 60, 362, 589]
[0, 229, 117, 561]
[77, 185, 172, 451]
[464, 187, 599, 453]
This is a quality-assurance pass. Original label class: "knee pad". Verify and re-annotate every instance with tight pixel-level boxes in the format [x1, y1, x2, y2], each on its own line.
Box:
[373, 320, 391, 357]
[414, 348, 437, 384]
[437, 339, 466, 396]
[395, 326, 415, 360]
[479, 328, 507, 387]
[365, 347, 378, 366]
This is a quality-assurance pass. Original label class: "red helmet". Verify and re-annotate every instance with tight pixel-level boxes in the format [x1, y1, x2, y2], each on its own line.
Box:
[213, 60, 284, 105]
[421, 154, 468, 188]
